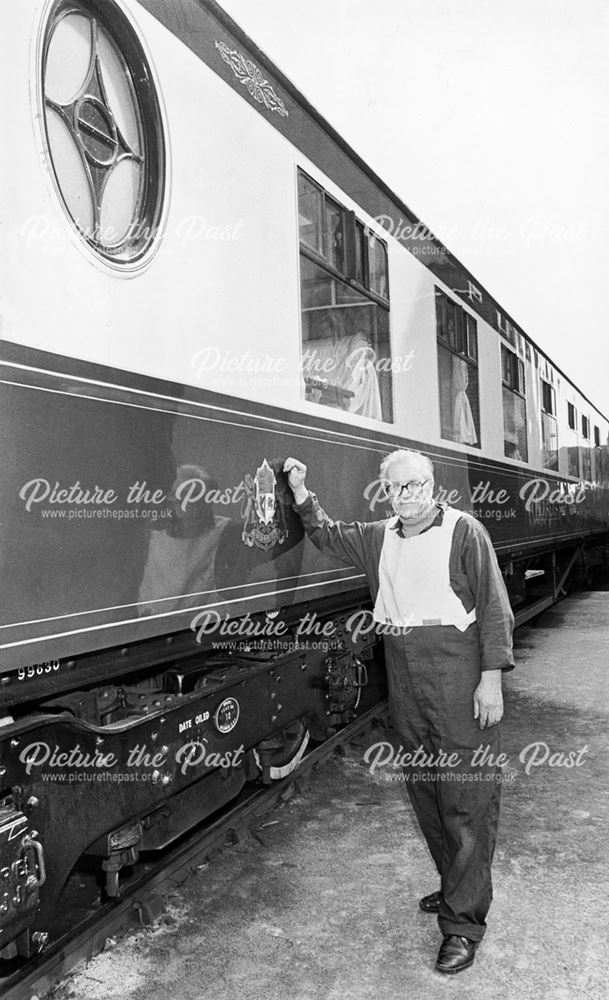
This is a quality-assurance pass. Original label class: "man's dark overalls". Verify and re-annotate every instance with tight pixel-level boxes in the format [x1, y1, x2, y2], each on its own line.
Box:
[294, 493, 514, 942]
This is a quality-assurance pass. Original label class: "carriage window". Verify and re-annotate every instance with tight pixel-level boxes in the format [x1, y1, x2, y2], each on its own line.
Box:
[297, 170, 390, 303]
[501, 346, 527, 462]
[297, 171, 392, 422]
[541, 379, 555, 416]
[566, 402, 579, 477]
[435, 289, 480, 447]
[354, 221, 367, 285]
[466, 315, 478, 361]
[568, 446, 580, 478]
[298, 173, 322, 253]
[324, 198, 347, 273]
[567, 402, 577, 430]
[368, 235, 389, 298]
[595, 438, 609, 486]
[581, 419, 591, 479]
[436, 293, 448, 341]
[540, 379, 558, 470]
[299, 257, 392, 421]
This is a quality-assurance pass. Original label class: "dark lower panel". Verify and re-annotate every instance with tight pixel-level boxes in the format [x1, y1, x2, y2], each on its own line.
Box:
[1, 343, 608, 671]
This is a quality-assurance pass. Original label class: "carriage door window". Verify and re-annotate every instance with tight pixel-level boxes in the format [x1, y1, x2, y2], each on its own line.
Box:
[593, 425, 608, 485]
[540, 380, 558, 471]
[581, 414, 591, 481]
[297, 170, 392, 422]
[501, 346, 527, 461]
[566, 402, 580, 478]
[435, 290, 480, 446]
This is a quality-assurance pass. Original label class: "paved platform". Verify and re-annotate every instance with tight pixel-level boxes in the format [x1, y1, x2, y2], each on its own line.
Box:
[54, 591, 609, 1000]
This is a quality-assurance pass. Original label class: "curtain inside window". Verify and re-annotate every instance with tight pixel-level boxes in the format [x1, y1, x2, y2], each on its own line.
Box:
[452, 355, 477, 444]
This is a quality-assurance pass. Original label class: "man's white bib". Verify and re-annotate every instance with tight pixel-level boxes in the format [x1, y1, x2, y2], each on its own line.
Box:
[372, 506, 476, 631]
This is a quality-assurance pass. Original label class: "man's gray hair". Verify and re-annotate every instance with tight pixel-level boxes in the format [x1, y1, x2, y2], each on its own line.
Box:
[379, 449, 435, 482]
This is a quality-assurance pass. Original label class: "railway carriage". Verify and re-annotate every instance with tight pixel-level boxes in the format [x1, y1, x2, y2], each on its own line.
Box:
[1, 0, 608, 961]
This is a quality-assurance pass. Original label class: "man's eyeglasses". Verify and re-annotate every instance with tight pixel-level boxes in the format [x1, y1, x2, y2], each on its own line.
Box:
[382, 480, 429, 499]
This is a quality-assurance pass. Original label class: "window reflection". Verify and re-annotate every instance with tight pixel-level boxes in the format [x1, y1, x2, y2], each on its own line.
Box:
[298, 172, 322, 252]
[436, 289, 480, 446]
[501, 346, 527, 461]
[300, 258, 391, 420]
[541, 412, 559, 471]
[325, 198, 346, 273]
[540, 380, 558, 470]
[138, 464, 231, 615]
[568, 446, 580, 479]
[503, 388, 527, 462]
[302, 306, 382, 419]
[297, 171, 392, 423]
[368, 234, 388, 298]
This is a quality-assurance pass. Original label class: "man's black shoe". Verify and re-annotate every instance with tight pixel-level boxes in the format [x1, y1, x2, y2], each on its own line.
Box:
[435, 935, 477, 974]
[418, 889, 442, 913]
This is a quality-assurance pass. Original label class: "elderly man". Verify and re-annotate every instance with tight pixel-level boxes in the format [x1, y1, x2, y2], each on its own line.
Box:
[283, 449, 514, 974]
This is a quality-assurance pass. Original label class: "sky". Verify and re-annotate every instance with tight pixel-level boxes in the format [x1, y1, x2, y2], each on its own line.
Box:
[220, 0, 609, 415]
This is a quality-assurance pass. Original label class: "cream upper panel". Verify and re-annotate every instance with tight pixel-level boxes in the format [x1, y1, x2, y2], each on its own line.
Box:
[5, 0, 305, 413]
[3, 0, 465, 441]
[9, 0, 604, 464]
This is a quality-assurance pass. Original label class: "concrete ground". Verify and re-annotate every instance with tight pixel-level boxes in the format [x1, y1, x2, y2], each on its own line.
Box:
[53, 591, 609, 1000]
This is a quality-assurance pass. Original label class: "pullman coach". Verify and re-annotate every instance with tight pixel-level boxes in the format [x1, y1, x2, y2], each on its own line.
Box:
[1, 0, 608, 960]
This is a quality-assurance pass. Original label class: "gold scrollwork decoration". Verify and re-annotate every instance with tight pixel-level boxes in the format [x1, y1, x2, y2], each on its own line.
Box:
[215, 40, 288, 118]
